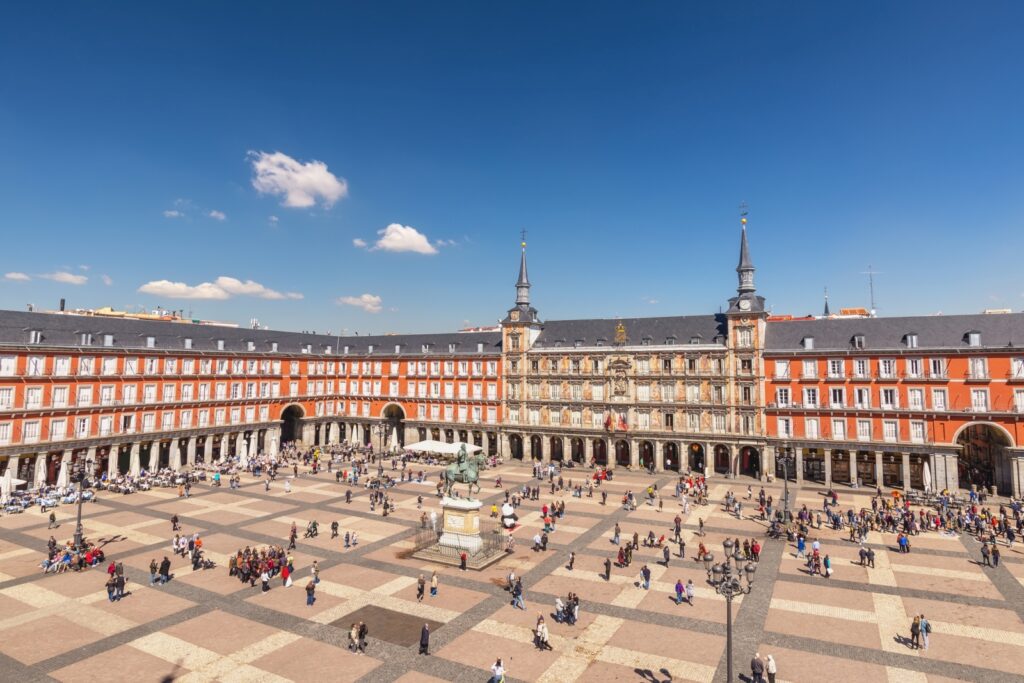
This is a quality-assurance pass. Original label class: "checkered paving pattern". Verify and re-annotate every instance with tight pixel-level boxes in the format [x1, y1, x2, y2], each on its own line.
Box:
[2, 461, 1023, 682]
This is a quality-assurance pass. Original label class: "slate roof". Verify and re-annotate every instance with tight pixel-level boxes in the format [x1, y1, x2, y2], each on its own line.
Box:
[0, 309, 502, 356]
[765, 313, 1024, 352]
[532, 315, 729, 349]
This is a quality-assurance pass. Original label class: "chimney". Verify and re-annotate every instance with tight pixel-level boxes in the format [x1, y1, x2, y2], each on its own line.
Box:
[59, 298, 66, 312]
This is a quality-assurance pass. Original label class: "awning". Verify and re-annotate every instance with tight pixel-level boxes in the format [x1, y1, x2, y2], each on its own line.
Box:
[403, 440, 482, 456]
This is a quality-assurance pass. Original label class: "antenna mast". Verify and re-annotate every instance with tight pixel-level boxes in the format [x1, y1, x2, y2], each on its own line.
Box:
[860, 265, 882, 317]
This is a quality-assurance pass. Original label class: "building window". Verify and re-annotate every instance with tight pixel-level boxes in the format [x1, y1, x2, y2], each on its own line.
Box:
[775, 388, 790, 407]
[857, 419, 872, 441]
[971, 389, 988, 412]
[967, 331, 981, 347]
[854, 387, 871, 409]
[880, 388, 897, 409]
[777, 417, 792, 438]
[852, 335, 865, 349]
[217, 339, 225, 351]
[828, 359, 844, 378]
[831, 418, 846, 440]
[774, 360, 789, 379]
[908, 388, 924, 410]
[882, 420, 898, 442]
[803, 388, 818, 408]
[146, 336, 155, 348]
[906, 358, 922, 378]
[910, 421, 925, 443]
[929, 358, 946, 378]
[802, 336, 814, 350]
[801, 360, 816, 379]
[830, 388, 845, 408]
[1012, 358, 1024, 379]
[805, 417, 819, 439]
[905, 334, 918, 348]
[853, 359, 869, 379]
[29, 330, 42, 344]
[878, 359, 896, 379]
[736, 328, 752, 347]
[932, 388, 947, 411]
[1015, 389, 1024, 412]
[969, 357, 987, 380]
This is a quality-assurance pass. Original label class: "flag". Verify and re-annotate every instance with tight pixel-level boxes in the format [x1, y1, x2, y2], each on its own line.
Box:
[618, 414, 628, 431]
[604, 413, 612, 431]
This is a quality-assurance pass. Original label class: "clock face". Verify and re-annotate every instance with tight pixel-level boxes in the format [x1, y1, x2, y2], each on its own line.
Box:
[738, 299, 751, 311]
[510, 311, 519, 321]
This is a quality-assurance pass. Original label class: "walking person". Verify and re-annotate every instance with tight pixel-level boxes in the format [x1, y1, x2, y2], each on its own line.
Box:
[430, 570, 438, 597]
[981, 542, 991, 567]
[171, 514, 179, 531]
[48, 511, 57, 529]
[920, 614, 931, 650]
[534, 615, 552, 650]
[604, 557, 612, 581]
[567, 551, 575, 571]
[685, 579, 695, 605]
[751, 652, 765, 683]
[305, 579, 316, 606]
[640, 564, 651, 590]
[766, 654, 777, 683]
[910, 615, 922, 650]
[674, 579, 685, 605]
[357, 621, 368, 653]
[417, 573, 426, 602]
[159, 556, 171, 584]
[490, 658, 506, 683]
[419, 623, 430, 655]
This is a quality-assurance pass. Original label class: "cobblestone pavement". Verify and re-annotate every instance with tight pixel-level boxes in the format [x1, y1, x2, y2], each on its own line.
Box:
[1, 463, 1022, 682]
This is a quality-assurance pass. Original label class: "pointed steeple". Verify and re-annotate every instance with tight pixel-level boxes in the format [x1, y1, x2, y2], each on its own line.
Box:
[516, 238, 530, 306]
[736, 212, 755, 295]
[823, 287, 831, 317]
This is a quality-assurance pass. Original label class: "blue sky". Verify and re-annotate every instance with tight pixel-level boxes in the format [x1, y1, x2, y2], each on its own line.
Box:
[1, 3, 1022, 333]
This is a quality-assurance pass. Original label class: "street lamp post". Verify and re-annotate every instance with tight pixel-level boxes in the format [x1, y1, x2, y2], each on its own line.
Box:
[709, 538, 757, 682]
[72, 458, 94, 551]
[778, 447, 795, 519]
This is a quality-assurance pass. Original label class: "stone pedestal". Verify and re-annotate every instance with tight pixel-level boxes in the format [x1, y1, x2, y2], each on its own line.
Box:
[438, 497, 483, 553]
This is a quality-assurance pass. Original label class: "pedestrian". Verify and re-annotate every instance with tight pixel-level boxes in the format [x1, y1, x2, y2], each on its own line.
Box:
[699, 517, 705, 536]
[357, 621, 368, 653]
[149, 559, 158, 586]
[612, 523, 620, 546]
[331, 520, 339, 539]
[430, 570, 438, 596]
[910, 615, 921, 649]
[604, 557, 612, 581]
[535, 615, 552, 651]
[663, 545, 671, 566]
[105, 575, 116, 602]
[114, 573, 126, 601]
[981, 542, 991, 567]
[305, 579, 316, 606]
[568, 551, 575, 571]
[640, 564, 651, 590]
[920, 614, 931, 650]
[512, 578, 525, 609]
[312, 560, 320, 584]
[490, 658, 506, 683]
[766, 654, 777, 683]
[992, 544, 1001, 567]
[751, 652, 765, 683]
[417, 573, 426, 602]
[678, 537, 685, 559]
[48, 511, 57, 529]
[260, 570, 270, 593]
[159, 556, 171, 584]
[685, 579, 695, 605]
[460, 551, 467, 571]
[675, 579, 684, 605]
[171, 514, 179, 531]
[419, 623, 430, 655]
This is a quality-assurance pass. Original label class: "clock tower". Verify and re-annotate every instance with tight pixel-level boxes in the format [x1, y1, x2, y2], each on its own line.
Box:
[726, 212, 765, 315]
[500, 238, 542, 458]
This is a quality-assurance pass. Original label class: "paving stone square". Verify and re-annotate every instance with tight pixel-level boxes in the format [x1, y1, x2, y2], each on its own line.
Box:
[3, 461, 1024, 682]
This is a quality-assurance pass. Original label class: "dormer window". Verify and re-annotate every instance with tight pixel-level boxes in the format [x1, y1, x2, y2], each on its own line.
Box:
[80, 333, 93, 346]
[967, 331, 981, 347]
[690, 336, 702, 345]
[184, 337, 193, 350]
[216, 339, 225, 351]
[270, 341, 278, 352]
[851, 335, 864, 350]
[367, 344, 374, 354]
[28, 330, 42, 344]
[246, 341, 255, 351]
[665, 336, 677, 345]
[574, 340, 583, 348]
[477, 342, 484, 353]
[422, 344, 430, 353]
[802, 336, 815, 350]
[103, 334, 114, 347]
[395, 344, 402, 354]
[596, 339, 605, 347]
[904, 334, 918, 349]
[302, 344, 311, 354]
[448, 343, 456, 353]
[146, 336, 156, 349]
[325, 345, 332, 355]
[343, 345, 349, 354]
[641, 336, 652, 346]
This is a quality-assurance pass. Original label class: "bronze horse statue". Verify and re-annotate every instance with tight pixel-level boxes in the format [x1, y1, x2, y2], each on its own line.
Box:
[442, 445, 484, 497]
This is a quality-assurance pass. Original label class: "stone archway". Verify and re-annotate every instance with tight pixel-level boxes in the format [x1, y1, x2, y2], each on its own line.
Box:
[281, 404, 304, 444]
[550, 437, 564, 462]
[571, 437, 585, 464]
[688, 443, 705, 474]
[530, 435, 543, 461]
[593, 439, 608, 466]
[713, 444, 730, 475]
[740, 446, 760, 478]
[957, 423, 1014, 495]
[509, 434, 524, 460]
[382, 403, 406, 449]
[615, 440, 630, 468]
[640, 441, 655, 471]
[663, 442, 680, 471]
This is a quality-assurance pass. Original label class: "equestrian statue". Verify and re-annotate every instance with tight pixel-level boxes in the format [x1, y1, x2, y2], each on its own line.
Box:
[442, 444, 484, 498]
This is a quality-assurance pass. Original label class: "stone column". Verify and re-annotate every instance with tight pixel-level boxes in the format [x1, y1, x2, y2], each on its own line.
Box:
[630, 440, 640, 470]
[874, 451, 884, 488]
[108, 448, 119, 477]
[186, 437, 196, 467]
[584, 438, 593, 464]
[85, 446, 97, 477]
[129, 443, 141, 477]
[795, 448, 804, 485]
[6, 455, 18, 481]
[704, 442, 713, 479]
[849, 451, 857, 487]
[901, 452, 912, 492]
[1010, 453, 1024, 499]
[653, 440, 662, 472]
[202, 437, 212, 463]
[823, 448, 832, 488]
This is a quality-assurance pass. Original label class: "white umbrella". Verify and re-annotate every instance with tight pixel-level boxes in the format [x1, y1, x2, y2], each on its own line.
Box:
[129, 448, 141, 477]
[387, 426, 398, 453]
[0, 470, 11, 504]
[56, 461, 69, 489]
[34, 456, 47, 489]
[239, 438, 249, 470]
[922, 461, 932, 493]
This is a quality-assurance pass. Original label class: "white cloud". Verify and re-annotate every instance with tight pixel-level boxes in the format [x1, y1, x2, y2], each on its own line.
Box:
[101, 274, 113, 286]
[138, 276, 303, 301]
[163, 209, 184, 218]
[78, 265, 90, 271]
[4, 272, 30, 281]
[249, 150, 348, 208]
[434, 238, 457, 247]
[643, 296, 658, 305]
[207, 210, 227, 221]
[41, 271, 88, 285]
[268, 215, 279, 224]
[352, 238, 368, 248]
[337, 293, 383, 313]
[371, 224, 438, 254]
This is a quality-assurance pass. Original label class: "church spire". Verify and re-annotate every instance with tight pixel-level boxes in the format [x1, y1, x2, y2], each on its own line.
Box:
[823, 287, 831, 317]
[736, 208, 755, 295]
[515, 233, 530, 306]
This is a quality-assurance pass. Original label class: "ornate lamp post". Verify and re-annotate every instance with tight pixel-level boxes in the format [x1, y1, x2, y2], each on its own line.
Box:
[709, 538, 757, 682]
[777, 447, 795, 519]
[72, 458, 94, 550]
